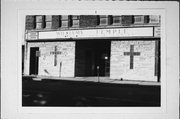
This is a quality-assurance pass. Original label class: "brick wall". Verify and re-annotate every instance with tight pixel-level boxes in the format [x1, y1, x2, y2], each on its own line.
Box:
[26, 16, 35, 30]
[25, 15, 160, 30]
[121, 15, 134, 25]
[24, 42, 75, 77]
[52, 15, 60, 29]
[110, 40, 157, 81]
[79, 15, 99, 27]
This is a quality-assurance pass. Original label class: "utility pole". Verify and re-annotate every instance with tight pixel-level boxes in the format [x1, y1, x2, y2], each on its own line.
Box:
[97, 66, 100, 83]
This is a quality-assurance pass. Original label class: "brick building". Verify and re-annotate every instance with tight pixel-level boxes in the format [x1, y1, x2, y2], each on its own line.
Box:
[23, 15, 160, 82]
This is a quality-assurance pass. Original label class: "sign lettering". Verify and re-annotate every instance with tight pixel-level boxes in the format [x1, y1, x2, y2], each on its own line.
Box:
[27, 32, 38, 40]
[154, 27, 161, 37]
[38, 27, 154, 40]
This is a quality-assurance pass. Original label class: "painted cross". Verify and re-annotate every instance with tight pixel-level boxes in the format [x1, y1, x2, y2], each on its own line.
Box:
[50, 46, 61, 66]
[124, 45, 140, 69]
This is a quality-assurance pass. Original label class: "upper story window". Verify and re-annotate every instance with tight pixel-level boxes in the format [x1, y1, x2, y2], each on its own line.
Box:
[112, 16, 122, 25]
[61, 15, 72, 28]
[72, 15, 80, 28]
[35, 15, 45, 29]
[25, 15, 160, 30]
[134, 15, 144, 24]
[134, 15, 149, 24]
[45, 15, 52, 29]
[99, 15, 108, 26]
[99, 15, 113, 26]
[149, 15, 160, 24]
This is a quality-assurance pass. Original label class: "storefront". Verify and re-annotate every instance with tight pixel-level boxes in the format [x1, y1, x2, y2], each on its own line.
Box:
[24, 15, 161, 82]
[24, 25, 160, 82]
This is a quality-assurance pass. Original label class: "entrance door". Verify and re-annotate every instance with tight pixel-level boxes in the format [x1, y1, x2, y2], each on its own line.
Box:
[30, 47, 39, 75]
[75, 40, 110, 77]
[94, 50, 110, 76]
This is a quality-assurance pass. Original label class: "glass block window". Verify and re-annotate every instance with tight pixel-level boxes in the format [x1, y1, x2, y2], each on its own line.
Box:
[112, 16, 122, 25]
[46, 22, 52, 29]
[35, 15, 45, 29]
[45, 15, 52, 29]
[149, 15, 160, 24]
[61, 15, 69, 20]
[99, 15, 113, 26]
[100, 15, 108, 26]
[61, 15, 72, 28]
[46, 15, 52, 21]
[134, 15, 144, 24]
[61, 21, 68, 27]
[72, 15, 80, 27]
[134, 15, 150, 24]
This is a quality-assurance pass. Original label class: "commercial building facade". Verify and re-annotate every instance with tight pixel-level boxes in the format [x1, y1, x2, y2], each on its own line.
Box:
[24, 15, 160, 82]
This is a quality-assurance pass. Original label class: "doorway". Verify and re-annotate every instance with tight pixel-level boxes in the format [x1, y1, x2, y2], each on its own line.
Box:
[75, 40, 111, 77]
[29, 47, 39, 75]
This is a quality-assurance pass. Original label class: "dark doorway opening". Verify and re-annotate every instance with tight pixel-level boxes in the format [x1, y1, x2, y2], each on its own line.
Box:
[30, 47, 39, 75]
[75, 40, 111, 77]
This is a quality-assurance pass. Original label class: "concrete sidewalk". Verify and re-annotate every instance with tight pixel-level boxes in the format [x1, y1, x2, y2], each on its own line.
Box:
[24, 75, 160, 86]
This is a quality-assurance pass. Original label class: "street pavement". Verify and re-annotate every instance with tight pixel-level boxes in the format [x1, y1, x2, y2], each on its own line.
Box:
[22, 76, 160, 107]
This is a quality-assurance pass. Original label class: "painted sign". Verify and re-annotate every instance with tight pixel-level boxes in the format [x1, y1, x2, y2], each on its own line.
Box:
[154, 27, 161, 37]
[37, 27, 154, 40]
[27, 32, 38, 40]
